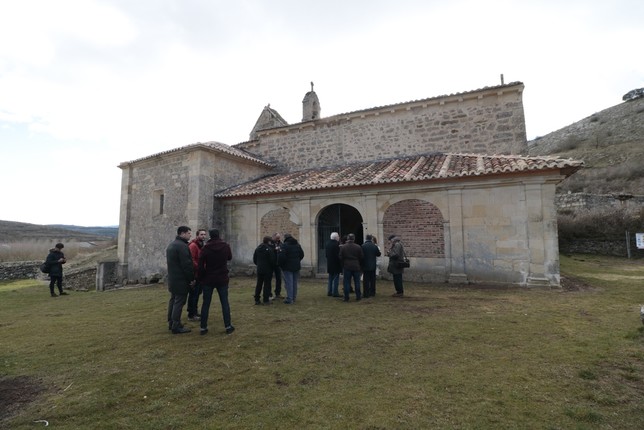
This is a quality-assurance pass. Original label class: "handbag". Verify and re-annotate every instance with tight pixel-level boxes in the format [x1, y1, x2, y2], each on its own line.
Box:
[396, 258, 410, 269]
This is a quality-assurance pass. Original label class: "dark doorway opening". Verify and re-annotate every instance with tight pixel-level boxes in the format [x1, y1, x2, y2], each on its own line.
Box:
[317, 204, 363, 273]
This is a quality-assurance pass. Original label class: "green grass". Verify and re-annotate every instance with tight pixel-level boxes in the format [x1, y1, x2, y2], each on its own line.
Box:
[1, 254, 643, 429]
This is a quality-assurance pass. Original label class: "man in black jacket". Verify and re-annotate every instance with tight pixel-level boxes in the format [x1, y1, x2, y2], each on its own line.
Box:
[253, 236, 276, 305]
[325, 232, 341, 297]
[362, 234, 382, 298]
[166, 226, 195, 334]
[45, 243, 67, 297]
[339, 233, 364, 302]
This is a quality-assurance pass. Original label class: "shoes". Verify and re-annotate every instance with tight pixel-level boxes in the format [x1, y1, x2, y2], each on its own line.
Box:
[169, 322, 184, 330]
[262, 301, 272, 305]
[200, 328, 208, 335]
[283, 299, 293, 304]
[225, 325, 235, 335]
[274, 294, 284, 299]
[51, 293, 58, 297]
[59, 291, 68, 295]
[188, 315, 201, 321]
[333, 294, 341, 297]
[392, 293, 404, 297]
[343, 298, 349, 302]
[327, 293, 333, 297]
[356, 298, 362, 301]
[172, 327, 191, 334]
[255, 300, 262, 305]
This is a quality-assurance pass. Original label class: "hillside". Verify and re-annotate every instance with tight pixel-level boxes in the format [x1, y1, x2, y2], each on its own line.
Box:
[528, 94, 644, 195]
[0, 220, 117, 242]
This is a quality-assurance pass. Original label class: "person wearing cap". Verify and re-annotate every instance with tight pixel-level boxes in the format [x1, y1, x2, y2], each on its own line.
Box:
[387, 235, 406, 297]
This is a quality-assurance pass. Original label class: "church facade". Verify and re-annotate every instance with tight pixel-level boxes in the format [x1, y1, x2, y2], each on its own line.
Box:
[117, 82, 582, 287]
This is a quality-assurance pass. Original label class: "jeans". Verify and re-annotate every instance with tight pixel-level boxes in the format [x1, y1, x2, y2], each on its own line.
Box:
[343, 269, 361, 300]
[187, 284, 202, 317]
[282, 270, 299, 303]
[327, 272, 339, 296]
[167, 292, 188, 329]
[393, 273, 404, 294]
[254, 273, 272, 302]
[201, 284, 231, 330]
[363, 270, 376, 297]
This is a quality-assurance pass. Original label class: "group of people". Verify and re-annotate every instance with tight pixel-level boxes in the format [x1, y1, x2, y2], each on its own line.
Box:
[253, 233, 304, 305]
[166, 226, 235, 335]
[325, 233, 406, 301]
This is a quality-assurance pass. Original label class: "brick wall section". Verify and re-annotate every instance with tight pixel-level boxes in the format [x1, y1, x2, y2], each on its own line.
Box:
[237, 84, 526, 172]
[383, 199, 445, 258]
[260, 208, 300, 239]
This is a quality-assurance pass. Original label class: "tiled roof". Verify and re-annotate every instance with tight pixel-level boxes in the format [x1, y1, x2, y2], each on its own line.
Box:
[118, 141, 273, 168]
[215, 153, 583, 198]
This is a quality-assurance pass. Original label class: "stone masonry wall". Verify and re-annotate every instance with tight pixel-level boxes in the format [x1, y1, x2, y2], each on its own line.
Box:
[237, 84, 526, 172]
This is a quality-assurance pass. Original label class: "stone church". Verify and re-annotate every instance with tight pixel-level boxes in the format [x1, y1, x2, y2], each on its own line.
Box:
[117, 81, 582, 287]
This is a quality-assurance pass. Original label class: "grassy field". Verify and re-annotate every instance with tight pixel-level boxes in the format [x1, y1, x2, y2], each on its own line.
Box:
[1, 255, 643, 429]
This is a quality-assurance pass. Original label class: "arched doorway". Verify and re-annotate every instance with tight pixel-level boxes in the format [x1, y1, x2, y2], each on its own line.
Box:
[317, 204, 363, 273]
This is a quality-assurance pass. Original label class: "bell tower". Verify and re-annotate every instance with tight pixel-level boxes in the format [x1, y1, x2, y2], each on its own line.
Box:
[302, 81, 321, 122]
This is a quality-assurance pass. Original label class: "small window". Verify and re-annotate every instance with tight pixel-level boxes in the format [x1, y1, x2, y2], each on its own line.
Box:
[153, 190, 164, 216]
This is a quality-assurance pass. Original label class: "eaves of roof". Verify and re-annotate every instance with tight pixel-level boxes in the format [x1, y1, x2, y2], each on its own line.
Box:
[214, 152, 583, 199]
[118, 141, 274, 168]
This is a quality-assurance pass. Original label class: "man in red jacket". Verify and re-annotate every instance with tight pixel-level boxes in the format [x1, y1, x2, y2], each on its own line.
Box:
[187, 229, 207, 321]
[198, 229, 234, 335]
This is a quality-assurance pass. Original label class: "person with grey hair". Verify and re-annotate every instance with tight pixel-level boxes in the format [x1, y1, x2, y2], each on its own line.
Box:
[325, 232, 341, 297]
[387, 234, 406, 297]
[339, 233, 364, 301]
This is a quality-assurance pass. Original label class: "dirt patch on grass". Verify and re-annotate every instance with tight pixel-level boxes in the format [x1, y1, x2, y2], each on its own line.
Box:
[560, 274, 597, 292]
[0, 376, 47, 423]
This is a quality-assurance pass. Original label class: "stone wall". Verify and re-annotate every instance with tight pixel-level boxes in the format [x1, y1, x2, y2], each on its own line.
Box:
[556, 192, 644, 211]
[237, 83, 527, 172]
[0, 261, 41, 280]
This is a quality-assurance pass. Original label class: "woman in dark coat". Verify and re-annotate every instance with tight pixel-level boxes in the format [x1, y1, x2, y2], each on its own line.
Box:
[278, 233, 304, 304]
[253, 236, 276, 304]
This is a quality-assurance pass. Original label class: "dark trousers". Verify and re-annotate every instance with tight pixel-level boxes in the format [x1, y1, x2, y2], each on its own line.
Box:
[393, 273, 404, 294]
[167, 292, 188, 329]
[254, 273, 272, 303]
[343, 269, 361, 300]
[363, 270, 376, 297]
[273, 266, 282, 296]
[187, 284, 202, 317]
[49, 275, 63, 294]
[201, 284, 232, 330]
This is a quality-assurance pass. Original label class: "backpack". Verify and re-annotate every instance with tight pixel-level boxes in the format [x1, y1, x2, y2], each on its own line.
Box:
[40, 261, 50, 273]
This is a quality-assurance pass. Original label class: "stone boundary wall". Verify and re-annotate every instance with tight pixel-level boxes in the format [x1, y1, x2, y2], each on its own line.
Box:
[0, 261, 41, 280]
[556, 193, 644, 211]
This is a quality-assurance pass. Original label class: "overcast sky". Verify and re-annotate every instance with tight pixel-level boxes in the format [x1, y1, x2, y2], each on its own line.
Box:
[1, 0, 642, 227]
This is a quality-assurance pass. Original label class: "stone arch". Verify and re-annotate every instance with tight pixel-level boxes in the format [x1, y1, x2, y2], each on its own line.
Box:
[315, 203, 364, 273]
[260, 208, 299, 239]
[383, 199, 445, 258]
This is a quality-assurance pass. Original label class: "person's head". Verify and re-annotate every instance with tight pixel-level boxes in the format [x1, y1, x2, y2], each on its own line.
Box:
[388, 234, 396, 241]
[365, 234, 373, 242]
[195, 229, 207, 242]
[177, 226, 192, 240]
[330, 232, 339, 241]
[347, 233, 355, 242]
[283, 233, 292, 240]
[272, 233, 281, 242]
[262, 236, 272, 245]
[372, 236, 378, 245]
[209, 228, 220, 239]
[55, 243, 64, 250]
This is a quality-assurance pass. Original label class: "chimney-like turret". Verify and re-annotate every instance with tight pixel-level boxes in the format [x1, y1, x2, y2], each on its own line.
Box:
[302, 81, 320, 121]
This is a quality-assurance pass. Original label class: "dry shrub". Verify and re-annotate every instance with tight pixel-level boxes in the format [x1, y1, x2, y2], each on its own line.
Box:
[0, 240, 115, 262]
[558, 207, 643, 241]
